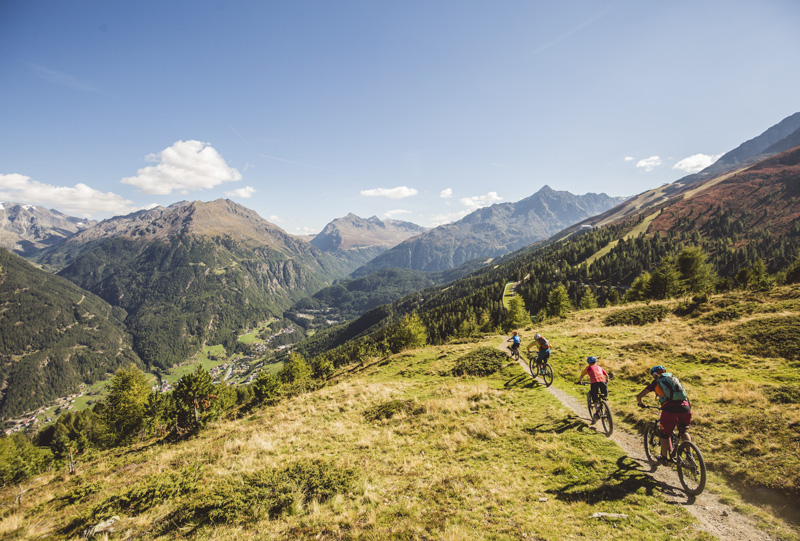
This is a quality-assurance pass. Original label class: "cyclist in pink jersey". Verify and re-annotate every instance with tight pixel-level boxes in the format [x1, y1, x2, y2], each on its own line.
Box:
[577, 356, 608, 418]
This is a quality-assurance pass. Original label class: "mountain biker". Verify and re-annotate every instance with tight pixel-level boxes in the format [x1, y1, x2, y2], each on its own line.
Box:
[577, 356, 608, 420]
[526, 333, 550, 372]
[636, 365, 692, 463]
[507, 331, 521, 355]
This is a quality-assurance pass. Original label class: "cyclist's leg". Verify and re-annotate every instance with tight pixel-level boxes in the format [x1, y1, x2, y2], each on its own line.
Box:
[659, 412, 680, 457]
[677, 411, 693, 442]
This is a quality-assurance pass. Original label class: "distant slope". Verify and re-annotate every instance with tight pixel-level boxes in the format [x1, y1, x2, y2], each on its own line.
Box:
[310, 214, 426, 268]
[35, 199, 356, 370]
[0, 248, 140, 419]
[352, 186, 626, 275]
[650, 145, 800, 239]
[0, 202, 95, 257]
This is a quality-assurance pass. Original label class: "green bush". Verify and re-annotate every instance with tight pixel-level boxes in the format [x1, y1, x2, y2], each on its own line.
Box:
[766, 385, 800, 404]
[697, 302, 758, 324]
[603, 305, 670, 326]
[191, 459, 359, 525]
[734, 316, 800, 361]
[451, 347, 508, 377]
[363, 399, 423, 421]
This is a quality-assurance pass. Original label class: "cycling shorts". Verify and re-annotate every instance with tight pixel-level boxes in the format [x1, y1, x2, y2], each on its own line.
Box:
[536, 349, 550, 363]
[659, 411, 692, 436]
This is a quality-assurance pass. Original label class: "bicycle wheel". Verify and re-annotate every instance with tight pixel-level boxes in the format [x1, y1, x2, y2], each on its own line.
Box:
[512, 348, 519, 361]
[542, 363, 554, 387]
[586, 392, 593, 418]
[598, 401, 613, 436]
[676, 441, 707, 496]
[643, 423, 660, 463]
[528, 357, 536, 377]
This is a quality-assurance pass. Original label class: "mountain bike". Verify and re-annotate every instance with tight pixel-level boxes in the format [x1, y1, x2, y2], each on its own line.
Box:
[508, 343, 520, 361]
[529, 354, 554, 387]
[577, 381, 613, 436]
[641, 405, 706, 496]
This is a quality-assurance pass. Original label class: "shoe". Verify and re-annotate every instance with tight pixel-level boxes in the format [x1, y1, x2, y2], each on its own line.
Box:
[656, 455, 670, 465]
[591, 415, 598, 425]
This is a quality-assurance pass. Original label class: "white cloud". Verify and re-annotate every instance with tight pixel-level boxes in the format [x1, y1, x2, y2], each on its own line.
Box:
[225, 186, 256, 198]
[460, 191, 503, 210]
[440, 188, 453, 198]
[636, 156, 662, 172]
[624, 156, 634, 162]
[0, 173, 139, 218]
[429, 210, 470, 226]
[673, 153, 723, 173]
[385, 209, 412, 218]
[360, 186, 418, 199]
[269, 215, 283, 223]
[121, 140, 242, 195]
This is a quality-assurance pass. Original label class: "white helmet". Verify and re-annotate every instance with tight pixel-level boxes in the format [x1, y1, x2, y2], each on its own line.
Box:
[534, 334, 541, 340]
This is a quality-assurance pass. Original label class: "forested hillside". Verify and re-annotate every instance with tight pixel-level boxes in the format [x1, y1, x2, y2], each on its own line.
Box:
[35, 200, 356, 371]
[0, 249, 140, 419]
[302, 146, 800, 364]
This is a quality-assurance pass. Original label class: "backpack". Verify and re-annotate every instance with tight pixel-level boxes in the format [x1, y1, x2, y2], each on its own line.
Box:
[657, 373, 688, 403]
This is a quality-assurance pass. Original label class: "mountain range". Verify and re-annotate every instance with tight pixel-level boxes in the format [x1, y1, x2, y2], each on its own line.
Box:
[2, 111, 800, 420]
[0, 202, 95, 257]
[351, 186, 627, 276]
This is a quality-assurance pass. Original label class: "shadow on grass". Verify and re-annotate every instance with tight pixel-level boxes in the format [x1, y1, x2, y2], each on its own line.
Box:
[547, 455, 696, 505]
[504, 373, 541, 390]
[524, 416, 588, 435]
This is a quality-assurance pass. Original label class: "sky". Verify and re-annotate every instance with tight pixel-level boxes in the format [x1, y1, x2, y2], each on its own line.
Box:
[1, 1, 799, 235]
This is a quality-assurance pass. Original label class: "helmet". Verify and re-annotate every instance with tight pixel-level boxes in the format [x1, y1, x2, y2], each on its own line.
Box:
[512, 331, 518, 335]
[586, 356, 597, 365]
[650, 365, 666, 375]
[534, 334, 541, 340]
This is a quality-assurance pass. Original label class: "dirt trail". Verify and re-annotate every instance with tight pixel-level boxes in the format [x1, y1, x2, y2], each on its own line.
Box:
[502, 344, 773, 540]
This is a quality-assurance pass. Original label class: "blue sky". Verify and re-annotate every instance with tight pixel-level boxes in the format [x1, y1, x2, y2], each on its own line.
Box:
[1, 1, 799, 234]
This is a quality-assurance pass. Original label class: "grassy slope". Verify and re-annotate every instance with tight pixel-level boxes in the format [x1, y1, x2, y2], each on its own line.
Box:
[2, 286, 799, 539]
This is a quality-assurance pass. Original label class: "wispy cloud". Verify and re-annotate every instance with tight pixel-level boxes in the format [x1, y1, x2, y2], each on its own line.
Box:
[440, 188, 453, 198]
[360, 186, 418, 199]
[122, 140, 241, 195]
[429, 210, 470, 226]
[385, 209, 412, 218]
[226, 186, 256, 199]
[636, 156, 662, 172]
[460, 191, 503, 210]
[0, 173, 139, 218]
[673, 153, 722, 173]
[27, 63, 102, 93]
[624, 156, 634, 162]
[259, 153, 333, 172]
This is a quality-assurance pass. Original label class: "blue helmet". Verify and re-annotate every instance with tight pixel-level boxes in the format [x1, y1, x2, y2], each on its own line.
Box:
[586, 356, 597, 365]
[650, 365, 666, 375]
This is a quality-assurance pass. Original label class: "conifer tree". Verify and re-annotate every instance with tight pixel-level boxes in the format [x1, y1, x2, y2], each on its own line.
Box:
[504, 295, 531, 331]
[173, 365, 218, 431]
[546, 285, 571, 319]
[103, 363, 152, 445]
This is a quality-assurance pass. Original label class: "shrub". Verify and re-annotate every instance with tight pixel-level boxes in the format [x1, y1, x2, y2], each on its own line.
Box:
[451, 347, 508, 377]
[734, 316, 800, 361]
[766, 385, 800, 404]
[191, 459, 358, 525]
[603, 305, 670, 326]
[363, 399, 422, 421]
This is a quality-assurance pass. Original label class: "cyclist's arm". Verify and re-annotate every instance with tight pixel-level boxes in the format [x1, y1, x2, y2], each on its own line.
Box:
[636, 383, 655, 406]
[577, 366, 589, 382]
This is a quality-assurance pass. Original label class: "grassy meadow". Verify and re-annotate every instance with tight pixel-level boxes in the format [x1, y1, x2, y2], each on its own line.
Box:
[2, 286, 799, 539]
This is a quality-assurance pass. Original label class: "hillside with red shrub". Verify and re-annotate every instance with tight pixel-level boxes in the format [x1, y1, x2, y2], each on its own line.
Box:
[648, 145, 800, 240]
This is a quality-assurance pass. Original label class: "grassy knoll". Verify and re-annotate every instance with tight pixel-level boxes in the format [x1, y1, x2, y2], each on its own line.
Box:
[2, 338, 718, 540]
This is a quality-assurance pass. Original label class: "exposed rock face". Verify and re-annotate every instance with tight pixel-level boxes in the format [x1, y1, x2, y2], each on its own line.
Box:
[0, 202, 95, 256]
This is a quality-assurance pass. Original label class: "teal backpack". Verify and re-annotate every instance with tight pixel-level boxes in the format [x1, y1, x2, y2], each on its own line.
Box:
[657, 373, 689, 403]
